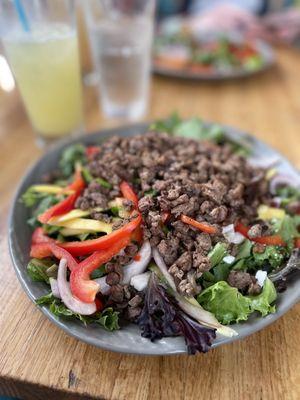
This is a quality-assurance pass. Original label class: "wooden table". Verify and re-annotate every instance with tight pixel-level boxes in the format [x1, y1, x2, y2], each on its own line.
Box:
[1, 47, 300, 400]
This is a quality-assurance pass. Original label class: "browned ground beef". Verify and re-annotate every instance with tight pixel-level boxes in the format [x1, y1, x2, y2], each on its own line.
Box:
[76, 132, 270, 296]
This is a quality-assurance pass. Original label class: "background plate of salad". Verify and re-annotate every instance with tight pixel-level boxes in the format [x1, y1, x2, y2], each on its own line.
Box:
[8, 116, 300, 355]
[153, 18, 275, 80]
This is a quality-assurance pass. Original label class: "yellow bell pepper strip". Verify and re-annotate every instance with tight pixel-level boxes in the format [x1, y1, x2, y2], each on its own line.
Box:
[38, 170, 85, 224]
[59, 212, 142, 256]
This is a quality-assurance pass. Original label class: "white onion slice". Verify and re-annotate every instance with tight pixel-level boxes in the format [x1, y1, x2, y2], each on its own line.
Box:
[152, 248, 237, 337]
[222, 224, 245, 244]
[122, 241, 152, 284]
[49, 277, 61, 298]
[57, 258, 96, 315]
[255, 270, 267, 287]
[130, 272, 151, 292]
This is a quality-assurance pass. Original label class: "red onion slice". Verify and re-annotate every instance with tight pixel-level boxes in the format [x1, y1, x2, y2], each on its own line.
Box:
[152, 248, 176, 291]
[122, 241, 152, 284]
[248, 156, 280, 169]
[49, 277, 60, 298]
[94, 276, 111, 295]
[57, 258, 96, 315]
[270, 174, 300, 195]
[95, 241, 152, 295]
[152, 248, 237, 337]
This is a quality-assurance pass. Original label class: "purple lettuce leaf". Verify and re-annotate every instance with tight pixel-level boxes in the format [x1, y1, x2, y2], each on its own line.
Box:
[137, 273, 216, 354]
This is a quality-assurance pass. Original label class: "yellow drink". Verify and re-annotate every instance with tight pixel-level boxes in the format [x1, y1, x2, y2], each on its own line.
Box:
[3, 25, 83, 138]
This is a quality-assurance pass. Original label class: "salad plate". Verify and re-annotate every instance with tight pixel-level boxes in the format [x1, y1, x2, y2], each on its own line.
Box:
[153, 17, 274, 80]
[8, 119, 300, 355]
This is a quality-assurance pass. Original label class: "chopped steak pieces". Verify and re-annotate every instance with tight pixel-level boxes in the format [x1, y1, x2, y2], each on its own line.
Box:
[81, 132, 270, 292]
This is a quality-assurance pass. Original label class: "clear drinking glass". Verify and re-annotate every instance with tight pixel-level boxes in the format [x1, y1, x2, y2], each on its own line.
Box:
[84, 0, 155, 121]
[0, 0, 83, 145]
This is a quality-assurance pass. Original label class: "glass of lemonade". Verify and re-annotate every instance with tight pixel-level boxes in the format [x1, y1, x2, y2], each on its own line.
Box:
[0, 0, 83, 145]
[84, 0, 155, 121]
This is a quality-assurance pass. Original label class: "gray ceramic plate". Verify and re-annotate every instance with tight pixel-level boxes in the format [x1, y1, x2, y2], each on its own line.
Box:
[153, 40, 275, 81]
[8, 122, 300, 355]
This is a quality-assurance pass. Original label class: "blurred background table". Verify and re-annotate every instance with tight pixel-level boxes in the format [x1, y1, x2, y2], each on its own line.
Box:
[1, 46, 300, 400]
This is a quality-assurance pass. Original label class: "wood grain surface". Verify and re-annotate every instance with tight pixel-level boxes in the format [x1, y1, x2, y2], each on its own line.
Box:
[1, 47, 300, 400]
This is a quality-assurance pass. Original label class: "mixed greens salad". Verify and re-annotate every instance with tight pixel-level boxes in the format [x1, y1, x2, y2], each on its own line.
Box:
[21, 115, 300, 354]
[154, 33, 264, 74]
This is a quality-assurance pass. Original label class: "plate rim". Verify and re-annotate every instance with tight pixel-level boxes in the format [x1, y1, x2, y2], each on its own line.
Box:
[8, 121, 300, 355]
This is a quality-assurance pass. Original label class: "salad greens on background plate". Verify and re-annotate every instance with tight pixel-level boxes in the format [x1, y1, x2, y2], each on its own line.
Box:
[8, 115, 300, 355]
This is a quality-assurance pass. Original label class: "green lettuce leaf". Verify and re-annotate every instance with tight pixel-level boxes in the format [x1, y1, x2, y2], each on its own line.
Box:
[94, 307, 120, 331]
[197, 279, 277, 324]
[36, 292, 120, 330]
[197, 281, 252, 324]
[27, 258, 54, 283]
[174, 118, 224, 143]
[27, 195, 58, 228]
[247, 278, 277, 316]
[208, 243, 228, 267]
[252, 246, 286, 270]
[59, 144, 87, 177]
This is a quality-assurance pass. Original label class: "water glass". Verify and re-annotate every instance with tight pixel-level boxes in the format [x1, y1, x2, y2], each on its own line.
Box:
[84, 0, 155, 121]
[0, 0, 83, 145]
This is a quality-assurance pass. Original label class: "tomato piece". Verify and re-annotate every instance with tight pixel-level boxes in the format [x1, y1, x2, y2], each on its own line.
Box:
[95, 297, 103, 311]
[120, 181, 139, 209]
[31, 227, 54, 244]
[234, 222, 250, 238]
[70, 236, 130, 303]
[30, 243, 53, 258]
[161, 211, 171, 224]
[252, 235, 286, 246]
[60, 212, 142, 256]
[180, 215, 218, 234]
[235, 221, 286, 246]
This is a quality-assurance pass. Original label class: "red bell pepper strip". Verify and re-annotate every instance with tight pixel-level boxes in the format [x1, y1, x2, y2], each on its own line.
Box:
[60, 212, 142, 256]
[49, 243, 79, 271]
[65, 169, 85, 193]
[30, 241, 79, 271]
[70, 236, 130, 303]
[38, 170, 85, 224]
[38, 193, 78, 224]
[131, 225, 143, 243]
[235, 222, 286, 247]
[120, 181, 139, 209]
[86, 146, 100, 159]
[180, 215, 218, 234]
